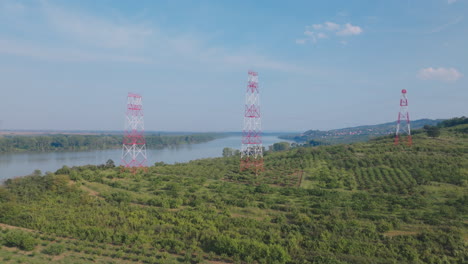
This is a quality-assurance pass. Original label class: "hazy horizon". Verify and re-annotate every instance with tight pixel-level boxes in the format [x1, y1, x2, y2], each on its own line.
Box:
[0, 117, 452, 134]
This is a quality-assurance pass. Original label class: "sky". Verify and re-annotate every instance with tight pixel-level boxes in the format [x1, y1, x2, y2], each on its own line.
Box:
[0, 0, 467, 132]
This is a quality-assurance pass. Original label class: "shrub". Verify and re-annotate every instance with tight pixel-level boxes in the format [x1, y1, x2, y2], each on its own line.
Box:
[42, 243, 66, 255]
[3, 230, 38, 251]
[106, 191, 131, 204]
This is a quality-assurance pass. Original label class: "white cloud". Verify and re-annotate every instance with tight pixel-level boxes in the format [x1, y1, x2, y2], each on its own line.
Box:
[310, 22, 339, 31]
[336, 23, 363, 36]
[430, 16, 463, 33]
[324, 22, 340, 31]
[297, 22, 362, 44]
[311, 24, 323, 30]
[417, 67, 462, 82]
[448, 0, 459, 4]
[295, 39, 306, 44]
[301, 30, 327, 44]
[317, 33, 328, 39]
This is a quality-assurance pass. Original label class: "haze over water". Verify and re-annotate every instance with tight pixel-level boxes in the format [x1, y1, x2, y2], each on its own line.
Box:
[0, 136, 288, 181]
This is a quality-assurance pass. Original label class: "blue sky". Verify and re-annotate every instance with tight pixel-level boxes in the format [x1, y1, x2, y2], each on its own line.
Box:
[0, 0, 466, 132]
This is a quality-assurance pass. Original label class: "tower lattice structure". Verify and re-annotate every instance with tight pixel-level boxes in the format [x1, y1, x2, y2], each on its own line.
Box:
[394, 89, 412, 146]
[122, 93, 147, 169]
[240, 71, 264, 173]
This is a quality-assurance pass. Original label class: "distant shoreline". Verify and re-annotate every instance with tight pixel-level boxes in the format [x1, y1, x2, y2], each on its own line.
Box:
[0, 133, 223, 154]
[0, 130, 297, 136]
[0, 131, 101, 136]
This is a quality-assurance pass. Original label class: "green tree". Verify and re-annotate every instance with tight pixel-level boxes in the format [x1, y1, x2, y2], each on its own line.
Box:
[222, 147, 236, 157]
[105, 159, 116, 168]
[424, 125, 441, 137]
[272, 142, 291, 151]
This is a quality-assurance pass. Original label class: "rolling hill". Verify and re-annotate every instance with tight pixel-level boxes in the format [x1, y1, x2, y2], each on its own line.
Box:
[0, 117, 466, 263]
[280, 118, 444, 144]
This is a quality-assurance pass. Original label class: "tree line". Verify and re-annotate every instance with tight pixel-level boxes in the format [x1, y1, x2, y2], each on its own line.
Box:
[0, 133, 221, 153]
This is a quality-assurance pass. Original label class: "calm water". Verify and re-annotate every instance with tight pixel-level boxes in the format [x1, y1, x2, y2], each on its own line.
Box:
[0, 136, 288, 181]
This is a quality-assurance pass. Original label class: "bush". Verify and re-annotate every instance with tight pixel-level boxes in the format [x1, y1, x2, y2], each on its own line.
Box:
[424, 125, 441, 138]
[3, 229, 38, 251]
[42, 243, 66, 255]
[255, 184, 272, 194]
[106, 191, 132, 204]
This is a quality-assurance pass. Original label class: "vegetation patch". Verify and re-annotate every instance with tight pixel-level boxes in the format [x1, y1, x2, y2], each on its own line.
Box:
[0, 118, 467, 263]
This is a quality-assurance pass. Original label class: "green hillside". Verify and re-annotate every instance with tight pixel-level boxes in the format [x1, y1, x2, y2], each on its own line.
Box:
[280, 118, 444, 145]
[0, 118, 467, 263]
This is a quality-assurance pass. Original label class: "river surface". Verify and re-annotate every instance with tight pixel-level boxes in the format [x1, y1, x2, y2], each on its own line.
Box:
[0, 136, 289, 181]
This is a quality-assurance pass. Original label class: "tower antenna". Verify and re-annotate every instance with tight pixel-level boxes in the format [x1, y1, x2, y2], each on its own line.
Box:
[241, 70, 264, 174]
[122, 93, 147, 171]
[395, 89, 412, 146]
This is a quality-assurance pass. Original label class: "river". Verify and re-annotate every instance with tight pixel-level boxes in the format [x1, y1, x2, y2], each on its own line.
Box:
[0, 136, 289, 181]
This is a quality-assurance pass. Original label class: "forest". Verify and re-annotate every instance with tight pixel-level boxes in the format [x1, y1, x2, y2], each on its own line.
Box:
[0, 117, 467, 263]
[0, 133, 221, 153]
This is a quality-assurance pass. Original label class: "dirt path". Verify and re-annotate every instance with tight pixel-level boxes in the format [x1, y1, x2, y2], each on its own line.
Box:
[79, 184, 100, 197]
[0, 223, 35, 232]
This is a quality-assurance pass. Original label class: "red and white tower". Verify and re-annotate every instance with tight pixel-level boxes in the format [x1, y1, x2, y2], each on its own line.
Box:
[395, 89, 412, 146]
[241, 71, 264, 173]
[122, 93, 147, 169]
